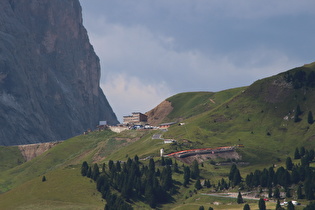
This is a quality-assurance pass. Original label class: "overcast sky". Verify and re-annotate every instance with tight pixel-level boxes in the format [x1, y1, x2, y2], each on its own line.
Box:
[79, 0, 315, 123]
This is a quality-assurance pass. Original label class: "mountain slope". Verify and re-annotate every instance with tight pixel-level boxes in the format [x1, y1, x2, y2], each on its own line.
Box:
[164, 62, 315, 164]
[0, 0, 118, 146]
[146, 87, 245, 125]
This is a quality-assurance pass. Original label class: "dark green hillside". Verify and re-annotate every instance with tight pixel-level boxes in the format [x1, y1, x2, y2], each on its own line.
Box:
[164, 62, 315, 164]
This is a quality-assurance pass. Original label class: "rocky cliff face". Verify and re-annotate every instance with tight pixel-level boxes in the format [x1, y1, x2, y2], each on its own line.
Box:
[0, 0, 118, 145]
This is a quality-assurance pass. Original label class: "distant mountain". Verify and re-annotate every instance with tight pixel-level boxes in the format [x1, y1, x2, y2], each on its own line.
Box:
[0, 0, 118, 145]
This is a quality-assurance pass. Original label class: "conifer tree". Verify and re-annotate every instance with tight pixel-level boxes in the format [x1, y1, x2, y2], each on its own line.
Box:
[286, 157, 293, 170]
[191, 160, 200, 179]
[287, 201, 295, 210]
[87, 166, 92, 178]
[276, 199, 281, 210]
[229, 164, 237, 181]
[294, 147, 301, 159]
[92, 163, 100, 181]
[183, 166, 190, 187]
[308, 111, 314, 124]
[300, 146, 306, 157]
[81, 161, 89, 176]
[199, 206, 204, 210]
[237, 191, 244, 204]
[274, 187, 280, 199]
[195, 179, 202, 190]
[297, 184, 303, 199]
[102, 163, 105, 173]
[258, 198, 266, 210]
[173, 160, 179, 173]
[149, 158, 155, 174]
[243, 203, 250, 210]
[134, 154, 139, 164]
[42, 176, 46, 182]
[116, 161, 121, 172]
[161, 156, 165, 166]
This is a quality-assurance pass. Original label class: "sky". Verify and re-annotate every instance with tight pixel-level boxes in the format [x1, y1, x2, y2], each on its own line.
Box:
[79, 0, 315, 123]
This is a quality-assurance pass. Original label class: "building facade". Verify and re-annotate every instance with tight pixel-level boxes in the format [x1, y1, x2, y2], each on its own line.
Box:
[123, 112, 148, 125]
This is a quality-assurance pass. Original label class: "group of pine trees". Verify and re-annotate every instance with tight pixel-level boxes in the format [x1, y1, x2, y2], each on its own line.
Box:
[239, 147, 315, 201]
[284, 68, 315, 89]
[79, 145, 315, 209]
[81, 156, 176, 209]
[293, 104, 314, 124]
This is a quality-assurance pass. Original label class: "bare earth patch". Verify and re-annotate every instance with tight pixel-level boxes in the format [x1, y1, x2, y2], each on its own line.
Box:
[18, 142, 60, 162]
[146, 100, 173, 126]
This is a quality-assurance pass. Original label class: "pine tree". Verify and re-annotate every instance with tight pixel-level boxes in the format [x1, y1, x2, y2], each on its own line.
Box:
[287, 201, 295, 210]
[42, 176, 46, 182]
[116, 161, 121, 172]
[243, 203, 250, 210]
[87, 166, 92, 178]
[81, 161, 89, 176]
[134, 154, 139, 164]
[161, 156, 166, 166]
[183, 166, 190, 187]
[149, 158, 155, 174]
[233, 168, 242, 186]
[286, 157, 293, 170]
[195, 179, 202, 190]
[274, 187, 280, 199]
[102, 163, 105, 173]
[237, 191, 244, 204]
[92, 163, 100, 181]
[258, 198, 266, 210]
[294, 147, 301, 159]
[294, 105, 302, 122]
[276, 199, 281, 210]
[308, 111, 314, 124]
[173, 160, 179, 173]
[297, 184, 303, 199]
[285, 187, 291, 198]
[191, 160, 200, 179]
[199, 206, 204, 210]
[300, 146, 306, 157]
[229, 164, 237, 181]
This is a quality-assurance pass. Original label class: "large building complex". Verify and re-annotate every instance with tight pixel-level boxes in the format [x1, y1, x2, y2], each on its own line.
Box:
[123, 112, 148, 125]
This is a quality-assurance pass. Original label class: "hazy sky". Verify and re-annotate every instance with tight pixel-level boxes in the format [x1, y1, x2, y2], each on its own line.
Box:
[79, 0, 315, 122]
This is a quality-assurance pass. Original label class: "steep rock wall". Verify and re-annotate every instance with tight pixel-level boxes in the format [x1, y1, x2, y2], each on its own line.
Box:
[0, 0, 118, 145]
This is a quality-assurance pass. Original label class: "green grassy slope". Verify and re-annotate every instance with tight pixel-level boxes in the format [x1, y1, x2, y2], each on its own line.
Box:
[0, 168, 104, 210]
[0, 146, 25, 172]
[163, 87, 246, 122]
[0, 130, 117, 193]
[164, 62, 315, 165]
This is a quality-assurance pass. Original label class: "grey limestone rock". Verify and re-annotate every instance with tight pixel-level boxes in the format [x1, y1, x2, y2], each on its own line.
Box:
[0, 0, 118, 145]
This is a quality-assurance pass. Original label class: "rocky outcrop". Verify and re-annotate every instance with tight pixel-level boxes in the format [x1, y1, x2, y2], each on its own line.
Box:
[0, 0, 118, 145]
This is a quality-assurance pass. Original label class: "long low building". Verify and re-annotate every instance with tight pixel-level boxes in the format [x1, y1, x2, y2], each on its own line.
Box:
[166, 146, 235, 158]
